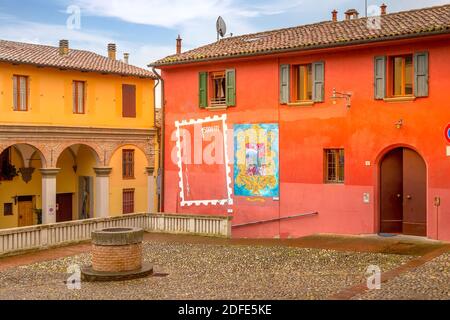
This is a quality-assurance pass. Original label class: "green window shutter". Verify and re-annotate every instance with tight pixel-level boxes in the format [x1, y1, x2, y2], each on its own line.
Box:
[414, 52, 429, 97]
[279, 64, 290, 104]
[312, 61, 325, 102]
[226, 69, 236, 107]
[199, 72, 208, 108]
[374, 56, 386, 100]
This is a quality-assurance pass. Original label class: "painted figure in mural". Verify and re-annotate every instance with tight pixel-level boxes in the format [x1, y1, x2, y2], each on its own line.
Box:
[234, 124, 279, 197]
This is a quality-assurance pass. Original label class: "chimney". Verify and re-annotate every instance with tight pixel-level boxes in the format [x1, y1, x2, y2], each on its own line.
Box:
[59, 39, 69, 56]
[176, 35, 182, 55]
[344, 9, 359, 20]
[332, 10, 338, 22]
[108, 43, 116, 60]
[380, 3, 387, 15]
[123, 53, 129, 64]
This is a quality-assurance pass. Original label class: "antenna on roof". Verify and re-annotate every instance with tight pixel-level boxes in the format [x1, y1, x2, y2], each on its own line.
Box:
[216, 16, 227, 41]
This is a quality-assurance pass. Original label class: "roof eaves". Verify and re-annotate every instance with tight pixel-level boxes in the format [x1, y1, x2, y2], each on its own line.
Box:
[150, 27, 450, 68]
[0, 57, 157, 79]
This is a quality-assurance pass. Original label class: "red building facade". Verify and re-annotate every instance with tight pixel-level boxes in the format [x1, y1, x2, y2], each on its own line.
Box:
[152, 5, 450, 240]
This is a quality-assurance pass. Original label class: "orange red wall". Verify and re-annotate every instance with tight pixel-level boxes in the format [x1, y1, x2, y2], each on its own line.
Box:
[161, 35, 450, 241]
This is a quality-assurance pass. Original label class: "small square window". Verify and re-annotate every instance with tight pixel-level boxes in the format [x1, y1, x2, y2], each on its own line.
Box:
[324, 149, 345, 184]
[4, 203, 13, 216]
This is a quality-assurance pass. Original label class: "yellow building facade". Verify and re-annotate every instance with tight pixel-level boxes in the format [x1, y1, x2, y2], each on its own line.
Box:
[0, 39, 158, 229]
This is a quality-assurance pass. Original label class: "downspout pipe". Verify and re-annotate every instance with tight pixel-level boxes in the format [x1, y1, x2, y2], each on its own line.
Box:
[151, 66, 165, 212]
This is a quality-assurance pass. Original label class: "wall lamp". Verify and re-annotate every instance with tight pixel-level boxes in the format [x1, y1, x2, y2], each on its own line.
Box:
[332, 88, 352, 108]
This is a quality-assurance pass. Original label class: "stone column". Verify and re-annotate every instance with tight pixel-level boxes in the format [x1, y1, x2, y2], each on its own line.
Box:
[94, 167, 112, 218]
[40, 168, 60, 225]
[146, 167, 156, 213]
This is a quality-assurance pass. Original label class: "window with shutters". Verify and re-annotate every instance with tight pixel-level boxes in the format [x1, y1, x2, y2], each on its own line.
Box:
[73, 81, 86, 114]
[122, 149, 135, 179]
[293, 64, 313, 101]
[280, 62, 324, 105]
[324, 149, 344, 184]
[122, 84, 136, 117]
[13, 75, 28, 111]
[374, 52, 429, 100]
[199, 69, 236, 109]
[122, 189, 135, 214]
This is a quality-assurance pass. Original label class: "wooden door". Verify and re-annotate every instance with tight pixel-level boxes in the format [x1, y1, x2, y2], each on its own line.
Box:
[403, 148, 427, 236]
[380, 149, 403, 233]
[56, 193, 73, 223]
[18, 197, 34, 227]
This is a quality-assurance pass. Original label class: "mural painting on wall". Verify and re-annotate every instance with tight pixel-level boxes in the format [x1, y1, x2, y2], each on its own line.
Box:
[234, 124, 279, 197]
[175, 115, 233, 207]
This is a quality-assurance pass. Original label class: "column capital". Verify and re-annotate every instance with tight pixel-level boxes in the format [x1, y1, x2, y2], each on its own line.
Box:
[146, 166, 156, 175]
[94, 167, 113, 177]
[39, 168, 60, 177]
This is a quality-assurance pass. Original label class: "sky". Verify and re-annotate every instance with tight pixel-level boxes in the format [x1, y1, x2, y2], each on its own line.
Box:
[0, 0, 448, 106]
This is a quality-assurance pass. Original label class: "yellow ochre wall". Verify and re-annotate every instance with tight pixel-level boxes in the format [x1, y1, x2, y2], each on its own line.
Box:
[0, 62, 155, 129]
[109, 145, 149, 216]
[0, 147, 42, 229]
[0, 62, 158, 229]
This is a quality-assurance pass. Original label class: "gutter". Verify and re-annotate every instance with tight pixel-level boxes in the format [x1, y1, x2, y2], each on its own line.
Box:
[150, 29, 450, 68]
[151, 66, 165, 212]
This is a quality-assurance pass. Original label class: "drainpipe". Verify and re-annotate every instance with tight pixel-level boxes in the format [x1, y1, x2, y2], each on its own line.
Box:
[152, 67, 165, 212]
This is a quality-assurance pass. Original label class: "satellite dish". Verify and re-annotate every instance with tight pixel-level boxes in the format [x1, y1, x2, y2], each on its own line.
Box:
[216, 16, 227, 40]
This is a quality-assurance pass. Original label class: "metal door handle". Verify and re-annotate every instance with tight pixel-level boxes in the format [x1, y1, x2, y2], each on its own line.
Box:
[396, 194, 402, 198]
[406, 195, 412, 200]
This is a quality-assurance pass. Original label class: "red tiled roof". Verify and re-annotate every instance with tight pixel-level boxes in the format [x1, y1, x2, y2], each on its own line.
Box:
[0, 40, 156, 79]
[152, 4, 450, 67]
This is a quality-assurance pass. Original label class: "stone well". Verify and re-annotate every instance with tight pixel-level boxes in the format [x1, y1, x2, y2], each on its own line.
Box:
[81, 227, 153, 282]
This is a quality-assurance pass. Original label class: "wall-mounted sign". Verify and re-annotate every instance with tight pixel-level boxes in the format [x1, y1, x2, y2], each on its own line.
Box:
[445, 124, 450, 143]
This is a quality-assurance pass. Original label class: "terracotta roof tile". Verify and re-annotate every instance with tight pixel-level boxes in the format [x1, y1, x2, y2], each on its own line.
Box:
[0, 40, 156, 79]
[152, 4, 450, 67]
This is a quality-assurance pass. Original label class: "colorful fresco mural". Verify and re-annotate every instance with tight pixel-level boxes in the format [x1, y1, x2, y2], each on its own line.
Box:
[234, 124, 279, 197]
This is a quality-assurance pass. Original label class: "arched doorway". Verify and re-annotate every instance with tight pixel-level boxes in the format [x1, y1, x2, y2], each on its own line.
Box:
[55, 144, 99, 223]
[380, 147, 427, 236]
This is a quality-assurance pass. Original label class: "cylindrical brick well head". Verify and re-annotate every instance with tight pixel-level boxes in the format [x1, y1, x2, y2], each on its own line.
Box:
[91, 227, 144, 273]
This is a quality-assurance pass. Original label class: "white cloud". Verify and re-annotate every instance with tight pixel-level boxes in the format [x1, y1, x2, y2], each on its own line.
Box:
[72, 0, 302, 28]
[68, 0, 304, 49]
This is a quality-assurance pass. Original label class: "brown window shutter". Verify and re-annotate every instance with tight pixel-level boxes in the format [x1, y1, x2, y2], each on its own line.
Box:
[122, 189, 135, 214]
[122, 84, 136, 118]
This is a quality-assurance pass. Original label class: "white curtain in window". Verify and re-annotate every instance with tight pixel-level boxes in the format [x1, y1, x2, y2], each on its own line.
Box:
[73, 82, 85, 113]
[19, 76, 27, 111]
[13, 76, 18, 110]
[77, 82, 84, 113]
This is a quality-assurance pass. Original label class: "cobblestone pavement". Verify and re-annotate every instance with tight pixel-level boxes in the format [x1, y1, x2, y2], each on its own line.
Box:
[0, 241, 414, 300]
[353, 252, 450, 300]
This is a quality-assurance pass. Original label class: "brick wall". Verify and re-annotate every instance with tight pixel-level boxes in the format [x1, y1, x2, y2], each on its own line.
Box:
[92, 243, 142, 272]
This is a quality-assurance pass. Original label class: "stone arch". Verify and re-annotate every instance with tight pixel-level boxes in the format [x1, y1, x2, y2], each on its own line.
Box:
[54, 143, 102, 168]
[375, 143, 428, 168]
[0, 142, 47, 168]
[107, 142, 153, 168]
